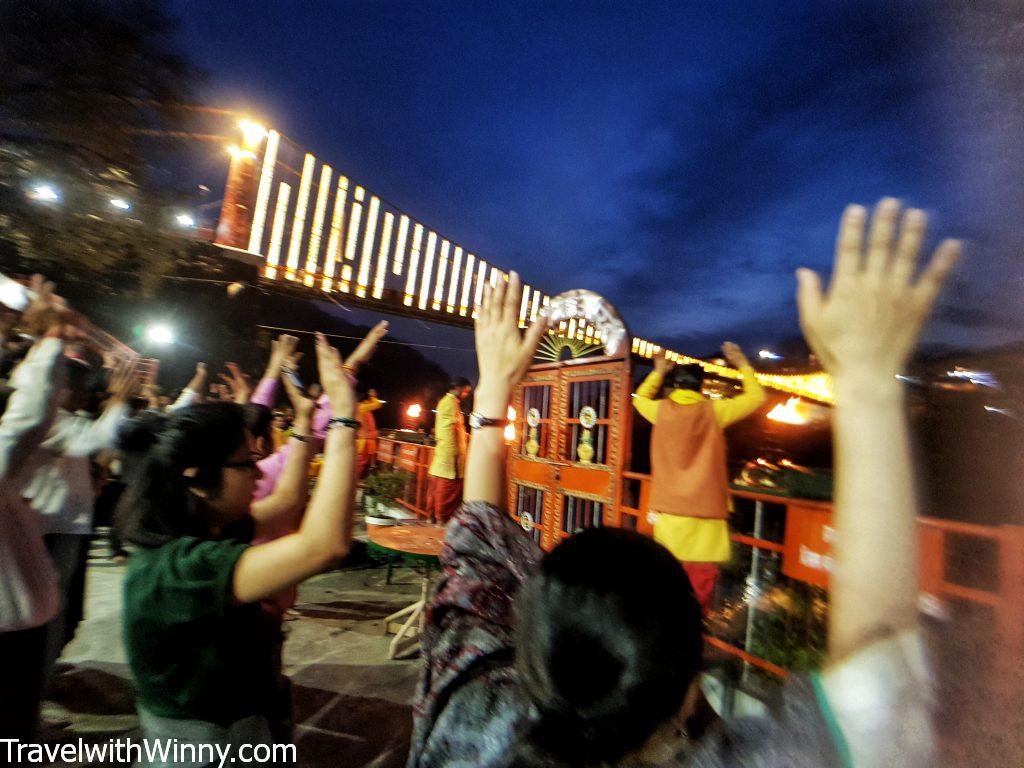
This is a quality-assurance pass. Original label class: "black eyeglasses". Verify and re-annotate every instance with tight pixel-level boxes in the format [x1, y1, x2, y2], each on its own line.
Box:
[222, 454, 261, 471]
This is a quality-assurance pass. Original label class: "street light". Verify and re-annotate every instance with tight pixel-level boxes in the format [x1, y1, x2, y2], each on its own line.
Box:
[109, 198, 131, 211]
[239, 119, 267, 149]
[28, 184, 59, 202]
[175, 213, 195, 228]
[145, 324, 175, 345]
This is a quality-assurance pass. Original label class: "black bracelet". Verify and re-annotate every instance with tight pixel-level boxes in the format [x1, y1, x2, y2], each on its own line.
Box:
[290, 433, 311, 443]
[327, 416, 360, 430]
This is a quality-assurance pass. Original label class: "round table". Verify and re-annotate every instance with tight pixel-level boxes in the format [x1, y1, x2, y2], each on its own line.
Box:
[366, 522, 446, 659]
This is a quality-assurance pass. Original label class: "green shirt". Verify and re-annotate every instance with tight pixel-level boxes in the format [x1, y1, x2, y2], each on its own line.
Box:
[123, 537, 282, 725]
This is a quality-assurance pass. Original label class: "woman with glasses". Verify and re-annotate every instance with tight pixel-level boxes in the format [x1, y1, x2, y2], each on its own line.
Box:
[118, 324, 386, 760]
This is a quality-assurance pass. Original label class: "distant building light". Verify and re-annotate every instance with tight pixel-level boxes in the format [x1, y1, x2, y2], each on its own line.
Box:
[28, 184, 59, 202]
[984, 405, 1014, 417]
[175, 213, 196, 228]
[947, 368, 999, 388]
[759, 349, 782, 360]
[109, 198, 131, 211]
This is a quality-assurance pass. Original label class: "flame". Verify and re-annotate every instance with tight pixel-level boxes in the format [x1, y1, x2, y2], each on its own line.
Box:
[767, 397, 807, 425]
[504, 406, 516, 442]
[406, 403, 422, 418]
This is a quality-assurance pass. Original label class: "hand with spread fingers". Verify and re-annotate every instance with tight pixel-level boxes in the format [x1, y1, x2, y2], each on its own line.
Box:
[473, 272, 547, 413]
[796, 198, 960, 382]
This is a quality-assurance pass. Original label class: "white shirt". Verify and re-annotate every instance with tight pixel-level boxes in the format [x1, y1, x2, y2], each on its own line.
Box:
[0, 338, 64, 631]
[24, 402, 127, 535]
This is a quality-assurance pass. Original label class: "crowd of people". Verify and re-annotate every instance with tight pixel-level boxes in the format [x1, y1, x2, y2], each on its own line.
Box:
[0, 198, 959, 767]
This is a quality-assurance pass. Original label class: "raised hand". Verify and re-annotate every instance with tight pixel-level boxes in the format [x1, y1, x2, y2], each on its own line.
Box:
[796, 198, 960, 381]
[653, 351, 674, 376]
[220, 362, 253, 405]
[721, 342, 750, 369]
[23, 274, 70, 338]
[343, 321, 389, 374]
[474, 272, 547, 406]
[265, 333, 300, 379]
[282, 368, 315, 423]
[317, 323, 388, 418]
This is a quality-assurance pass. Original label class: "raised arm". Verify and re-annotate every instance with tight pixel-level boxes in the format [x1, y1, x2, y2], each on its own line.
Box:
[169, 363, 207, 410]
[250, 333, 300, 408]
[232, 322, 388, 603]
[713, 342, 766, 427]
[796, 199, 959, 661]
[249, 374, 315, 538]
[465, 273, 546, 506]
[0, 276, 71, 479]
[632, 352, 674, 425]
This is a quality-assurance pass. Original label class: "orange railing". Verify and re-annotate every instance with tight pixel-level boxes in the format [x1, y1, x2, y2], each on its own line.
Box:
[375, 436, 1024, 682]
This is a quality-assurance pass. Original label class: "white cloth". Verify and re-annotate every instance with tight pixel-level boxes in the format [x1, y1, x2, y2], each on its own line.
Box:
[0, 338, 64, 631]
[24, 402, 127, 535]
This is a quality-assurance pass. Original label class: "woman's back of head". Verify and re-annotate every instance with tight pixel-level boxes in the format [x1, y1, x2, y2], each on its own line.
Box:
[116, 402, 249, 548]
[511, 528, 703, 768]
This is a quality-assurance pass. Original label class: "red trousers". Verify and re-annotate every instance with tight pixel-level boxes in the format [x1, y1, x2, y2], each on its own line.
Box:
[683, 562, 719, 616]
[426, 476, 463, 522]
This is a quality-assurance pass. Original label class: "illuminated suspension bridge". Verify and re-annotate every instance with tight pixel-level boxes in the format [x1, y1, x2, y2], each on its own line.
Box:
[213, 121, 834, 404]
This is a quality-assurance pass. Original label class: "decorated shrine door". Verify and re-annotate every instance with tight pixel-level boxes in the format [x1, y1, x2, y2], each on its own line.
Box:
[507, 356, 633, 551]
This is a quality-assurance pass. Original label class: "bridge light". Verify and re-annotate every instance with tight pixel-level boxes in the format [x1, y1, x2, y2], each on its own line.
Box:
[392, 214, 410, 276]
[356, 195, 380, 297]
[341, 186, 365, 292]
[305, 165, 333, 287]
[404, 223, 424, 306]
[460, 253, 475, 316]
[372, 211, 394, 299]
[418, 231, 437, 310]
[264, 182, 291, 279]
[472, 260, 487, 318]
[322, 175, 349, 291]
[446, 246, 462, 313]
[432, 239, 449, 311]
[248, 129, 280, 254]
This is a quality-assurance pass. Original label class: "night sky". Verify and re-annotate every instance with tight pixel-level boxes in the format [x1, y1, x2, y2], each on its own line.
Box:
[174, 1, 1024, 372]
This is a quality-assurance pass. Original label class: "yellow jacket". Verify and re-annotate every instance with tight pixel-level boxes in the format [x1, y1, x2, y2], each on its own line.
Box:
[428, 392, 468, 479]
[633, 365, 766, 563]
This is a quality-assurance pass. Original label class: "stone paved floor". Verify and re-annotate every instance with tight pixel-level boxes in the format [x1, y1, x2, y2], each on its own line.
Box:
[41, 543, 426, 767]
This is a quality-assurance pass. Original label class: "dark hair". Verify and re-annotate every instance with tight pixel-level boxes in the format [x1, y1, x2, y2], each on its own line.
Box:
[116, 403, 249, 548]
[664, 364, 705, 393]
[449, 376, 471, 391]
[511, 529, 703, 767]
[243, 403, 273, 443]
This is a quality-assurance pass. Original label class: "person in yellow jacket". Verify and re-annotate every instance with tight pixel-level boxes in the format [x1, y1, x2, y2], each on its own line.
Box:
[427, 377, 471, 523]
[633, 342, 765, 614]
[356, 389, 383, 479]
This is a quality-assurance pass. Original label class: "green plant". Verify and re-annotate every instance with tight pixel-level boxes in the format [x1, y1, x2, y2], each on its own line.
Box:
[362, 471, 407, 502]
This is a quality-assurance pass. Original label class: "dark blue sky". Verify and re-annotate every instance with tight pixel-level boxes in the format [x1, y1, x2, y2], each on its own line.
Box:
[175, 1, 1024, 368]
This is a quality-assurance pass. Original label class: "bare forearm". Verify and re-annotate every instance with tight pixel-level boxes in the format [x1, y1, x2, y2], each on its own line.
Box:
[829, 378, 918, 660]
[464, 383, 509, 506]
[297, 427, 356, 559]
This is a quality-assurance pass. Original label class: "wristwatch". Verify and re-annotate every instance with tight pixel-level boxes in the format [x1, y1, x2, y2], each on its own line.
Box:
[469, 411, 507, 430]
